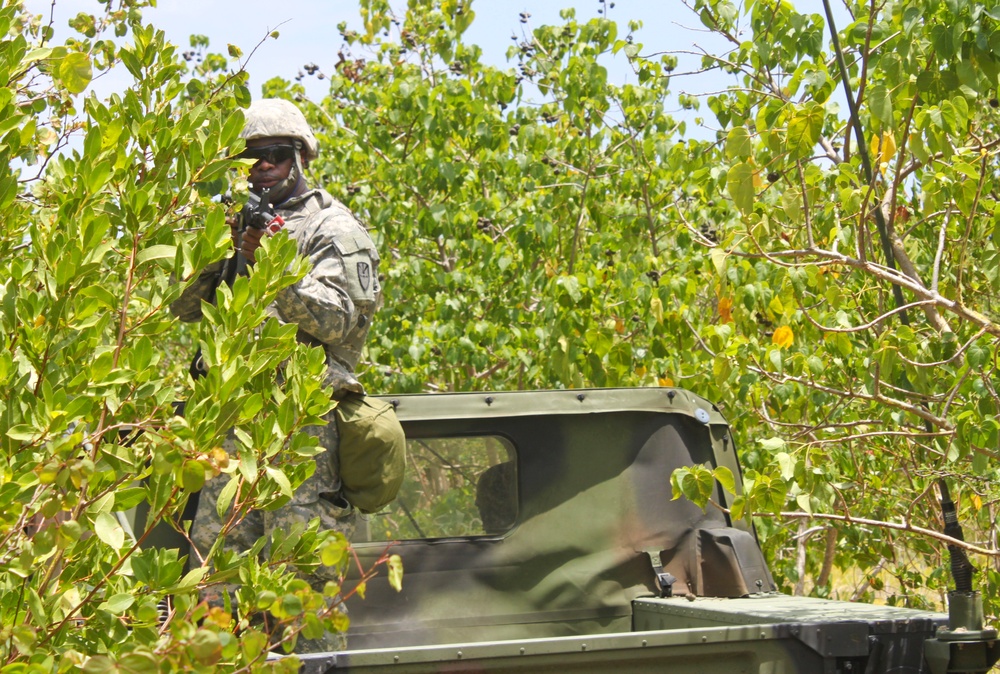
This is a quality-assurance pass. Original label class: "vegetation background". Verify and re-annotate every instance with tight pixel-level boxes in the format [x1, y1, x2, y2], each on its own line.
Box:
[2, 0, 999, 670]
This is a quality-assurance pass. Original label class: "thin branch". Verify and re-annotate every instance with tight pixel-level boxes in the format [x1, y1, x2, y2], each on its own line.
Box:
[931, 208, 951, 294]
[751, 366, 953, 430]
[752, 509, 999, 557]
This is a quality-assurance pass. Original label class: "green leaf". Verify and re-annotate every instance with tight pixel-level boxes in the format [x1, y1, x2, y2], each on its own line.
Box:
[750, 475, 788, 515]
[94, 512, 124, 549]
[868, 84, 893, 124]
[670, 464, 716, 508]
[710, 247, 728, 276]
[180, 460, 206, 492]
[786, 103, 824, 159]
[85, 160, 111, 194]
[26, 587, 47, 628]
[302, 612, 325, 640]
[23, 47, 54, 64]
[171, 566, 208, 593]
[725, 126, 752, 160]
[190, 629, 222, 665]
[88, 491, 115, 515]
[101, 593, 135, 615]
[973, 450, 988, 474]
[769, 347, 783, 372]
[55, 51, 93, 94]
[240, 629, 268, 662]
[137, 244, 177, 265]
[238, 448, 258, 483]
[321, 536, 349, 567]
[967, 343, 989, 369]
[83, 655, 116, 674]
[807, 355, 824, 374]
[278, 593, 303, 617]
[781, 187, 803, 224]
[264, 465, 293, 498]
[216, 475, 239, 519]
[118, 651, 160, 674]
[730, 495, 748, 521]
[775, 451, 795, 480]
[795, 493, 812, 514]
[713, 465, 736, 494]
[726, 162, 755, 215]
[6, 424, 39, 441]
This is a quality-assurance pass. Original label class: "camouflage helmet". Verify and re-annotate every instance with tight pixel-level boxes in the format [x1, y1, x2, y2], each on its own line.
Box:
[240, 99, 319, 161]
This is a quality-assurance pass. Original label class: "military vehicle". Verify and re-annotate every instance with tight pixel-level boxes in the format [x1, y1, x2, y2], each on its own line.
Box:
[290, 387, 998, 674]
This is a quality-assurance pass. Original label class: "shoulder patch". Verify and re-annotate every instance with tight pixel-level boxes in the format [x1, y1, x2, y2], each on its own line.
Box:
[357, 261, 371, 292]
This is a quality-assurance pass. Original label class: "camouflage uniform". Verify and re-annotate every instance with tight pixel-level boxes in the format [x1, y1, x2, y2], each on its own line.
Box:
[171, 100, 382, 652]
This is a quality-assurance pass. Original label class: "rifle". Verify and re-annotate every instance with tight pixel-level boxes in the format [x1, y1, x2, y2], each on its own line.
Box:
[230, 187, 285, 280]
[190, 188, 285, 380]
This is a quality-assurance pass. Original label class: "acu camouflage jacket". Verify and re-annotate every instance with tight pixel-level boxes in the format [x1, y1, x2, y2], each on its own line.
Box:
[171, 188, 383, 395]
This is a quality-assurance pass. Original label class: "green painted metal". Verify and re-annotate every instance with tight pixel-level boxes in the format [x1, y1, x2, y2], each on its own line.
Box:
[123, 386, 993, 673]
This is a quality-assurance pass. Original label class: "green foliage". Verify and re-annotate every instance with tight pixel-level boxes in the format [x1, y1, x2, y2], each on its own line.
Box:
[276, 0, 1000, 616]
[7, 0, 1000, 663]
[0, 2, 392, 669]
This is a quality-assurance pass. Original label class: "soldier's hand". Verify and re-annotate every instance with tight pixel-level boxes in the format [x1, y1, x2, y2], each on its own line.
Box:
[239, 225, 265, 264]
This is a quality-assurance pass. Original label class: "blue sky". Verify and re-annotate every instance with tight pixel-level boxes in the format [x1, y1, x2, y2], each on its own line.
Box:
[140, 0, 731, 98]
[29, 0, 737, 134]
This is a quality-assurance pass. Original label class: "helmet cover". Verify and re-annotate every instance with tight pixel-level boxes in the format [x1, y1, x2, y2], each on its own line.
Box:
[240, 99, 319, 160]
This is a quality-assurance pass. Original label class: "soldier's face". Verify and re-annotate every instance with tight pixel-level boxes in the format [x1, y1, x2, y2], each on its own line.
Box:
[245, 136, 298, 191]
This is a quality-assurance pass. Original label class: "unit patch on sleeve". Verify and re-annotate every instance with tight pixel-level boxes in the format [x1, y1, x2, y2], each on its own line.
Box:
[357, 261, 371, 292]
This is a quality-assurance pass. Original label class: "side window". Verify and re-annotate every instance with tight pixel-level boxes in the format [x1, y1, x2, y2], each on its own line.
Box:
[361, 435, 517, 541]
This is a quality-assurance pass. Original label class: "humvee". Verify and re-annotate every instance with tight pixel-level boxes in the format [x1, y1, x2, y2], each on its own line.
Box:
[292, 387, 999, 674]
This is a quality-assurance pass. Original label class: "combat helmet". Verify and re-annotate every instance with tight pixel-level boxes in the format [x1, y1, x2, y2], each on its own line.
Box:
[240, 99, 317, 204]
[240, 98, 319, 161]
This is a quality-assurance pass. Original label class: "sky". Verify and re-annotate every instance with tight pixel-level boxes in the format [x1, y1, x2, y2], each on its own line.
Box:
[142, 0, 730, 100]
[26, 0, 736, 131]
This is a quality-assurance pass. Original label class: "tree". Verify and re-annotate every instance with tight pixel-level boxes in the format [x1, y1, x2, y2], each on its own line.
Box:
[670, 0, 1000, 608]
[0, 2, 397, 670]
[268, 0, 1000, 613]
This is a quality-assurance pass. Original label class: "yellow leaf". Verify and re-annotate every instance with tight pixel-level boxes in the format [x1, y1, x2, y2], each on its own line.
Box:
[658, 376, 674, 387]
[614, 317, 625, 334]
[388, 554, 404, 592]
[650, 297, 664, 324]
[209, 447, 229, 473]
[718, 296, 733, 324]
[331, 609, 350, 633]
[37, 127, 58, 146]
[206, 606, 232, 630]
[870, 132, 896, 175]
[635, 365, 647, 378]
[772, 325, 794, 349]
[882, 132, 897, 161]
[972, 492, 982, 510]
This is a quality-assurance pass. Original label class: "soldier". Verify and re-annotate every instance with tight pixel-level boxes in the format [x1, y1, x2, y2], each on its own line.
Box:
[171, 98, 383, 651]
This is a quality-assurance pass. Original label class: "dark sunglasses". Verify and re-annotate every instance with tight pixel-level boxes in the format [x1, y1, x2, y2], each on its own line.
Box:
[239, 143, 297, 165]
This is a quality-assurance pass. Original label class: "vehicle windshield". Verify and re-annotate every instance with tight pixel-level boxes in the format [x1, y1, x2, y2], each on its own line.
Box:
[358, 434, 518, 541]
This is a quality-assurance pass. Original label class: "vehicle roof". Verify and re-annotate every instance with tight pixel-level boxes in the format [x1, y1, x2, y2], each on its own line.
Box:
[379, 387, 729, 426]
